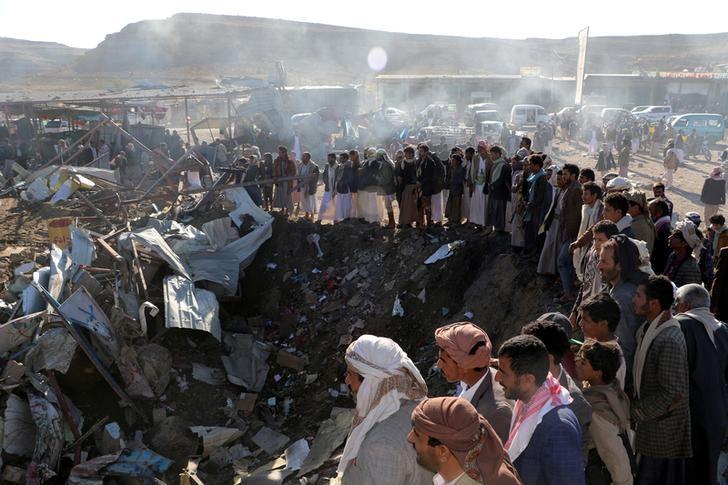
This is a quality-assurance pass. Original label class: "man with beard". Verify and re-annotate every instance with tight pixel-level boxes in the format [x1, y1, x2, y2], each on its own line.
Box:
[408, 397, 520, 485]
[674, 284, 728, 485]
[434, 322, 512, 443]
[495, 335, 584, 485]
[598, 235, 647, 392]
[631, 276, 691, 485]
[339, 335, 432, 484]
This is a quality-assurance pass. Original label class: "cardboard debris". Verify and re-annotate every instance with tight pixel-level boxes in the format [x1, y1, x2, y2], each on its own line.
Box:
[190, 426, 245, 456]
[275, 350, 306, 371]
[221, 333, 272, 391]
[100, 422, 124, 455]
[298, 408, 355, 477]
[236, 392, 258, 412]
[284, 438, 310, 471]
[179, 458, 205, 485]
[251, 427, 290, 456]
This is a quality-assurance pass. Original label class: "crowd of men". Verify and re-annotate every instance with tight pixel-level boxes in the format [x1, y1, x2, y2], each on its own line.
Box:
[338, 271, 727, 484]
[227, 133, 728, 484]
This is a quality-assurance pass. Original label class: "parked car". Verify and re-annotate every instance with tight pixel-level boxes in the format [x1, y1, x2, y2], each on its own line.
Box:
[671, 114, 726, 144]
[510, 104, 549, 128]
[474, 111, 505, 138]
[600, 108, 635, 124]
[634, 106, 673, 122]
[44, 119, 70, 133]
[631, 105, 651, 113]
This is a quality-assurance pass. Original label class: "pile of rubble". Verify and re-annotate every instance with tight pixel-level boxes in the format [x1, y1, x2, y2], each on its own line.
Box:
[0, 154, 563, 484]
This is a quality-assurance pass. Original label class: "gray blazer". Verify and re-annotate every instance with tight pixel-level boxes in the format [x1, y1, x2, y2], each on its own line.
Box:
[469, 368, 513, 445]
[341, 400, 434, 485]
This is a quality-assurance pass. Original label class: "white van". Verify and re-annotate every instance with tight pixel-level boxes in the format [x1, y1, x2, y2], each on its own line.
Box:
[510, 105, 549, 128]
[634, 106, 673, 122]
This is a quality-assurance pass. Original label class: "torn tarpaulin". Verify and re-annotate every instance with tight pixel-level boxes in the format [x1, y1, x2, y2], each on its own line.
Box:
[3, 393, 36, 458]
[163, 276, 221, 341]
[221, 333, 272, 391]
[68, 448, 172, 483]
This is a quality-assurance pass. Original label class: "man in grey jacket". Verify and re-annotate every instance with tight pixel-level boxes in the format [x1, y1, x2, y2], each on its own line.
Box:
[434, 322, 512, 443]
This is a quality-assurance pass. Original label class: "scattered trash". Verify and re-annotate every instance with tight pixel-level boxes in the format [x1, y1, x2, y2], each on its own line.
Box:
[306, 233, 324, 258]
[221, 333, 272, 391]
[392, 295, 405, 317]
[192, 362, 227, 385]
[190, 426, 245, 456]
[252, 427, 290, 455]
[424, 240, 465, 264]
[284, 438, 311, 471]
[297, 408, 355, 477]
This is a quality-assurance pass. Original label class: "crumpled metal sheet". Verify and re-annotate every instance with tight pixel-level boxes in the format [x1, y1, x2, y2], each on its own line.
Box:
[221, 333, 272, 391]
[123, 228, 191, 279]
[22, 267, 50, 316]
[48, 245, 72, 309]
[71, 226, 96, 272]
[187, 252, 240, 295]
[163, 276, 221, 341]
[69, 448, 172, 482]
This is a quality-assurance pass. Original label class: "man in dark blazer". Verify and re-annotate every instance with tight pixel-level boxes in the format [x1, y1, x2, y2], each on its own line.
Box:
[557, 163, 584, 301]
[434, 322, 512, 443]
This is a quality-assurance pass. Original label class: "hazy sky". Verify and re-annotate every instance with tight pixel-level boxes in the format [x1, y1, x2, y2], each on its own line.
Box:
[1, 0, 724, 49]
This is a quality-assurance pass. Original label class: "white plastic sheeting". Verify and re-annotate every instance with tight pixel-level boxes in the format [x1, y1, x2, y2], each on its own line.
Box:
[163, 276, 221, 341]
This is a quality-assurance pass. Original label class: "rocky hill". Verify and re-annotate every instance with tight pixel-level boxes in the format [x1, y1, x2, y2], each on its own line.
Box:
[0, 37, 87, 82]
[70, 14, 728, 83]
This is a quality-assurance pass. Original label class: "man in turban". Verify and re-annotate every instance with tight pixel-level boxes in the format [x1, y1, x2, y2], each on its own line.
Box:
[409, 397, 521, 485]
[435, 322, 512, 443]
[339, 335, 432, 484]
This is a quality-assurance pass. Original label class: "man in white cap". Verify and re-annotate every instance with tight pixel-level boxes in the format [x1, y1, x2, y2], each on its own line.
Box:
[340, 335, 432, 484]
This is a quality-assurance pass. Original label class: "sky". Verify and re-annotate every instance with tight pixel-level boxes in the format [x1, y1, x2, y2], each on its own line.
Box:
[1, 0, 725, 49]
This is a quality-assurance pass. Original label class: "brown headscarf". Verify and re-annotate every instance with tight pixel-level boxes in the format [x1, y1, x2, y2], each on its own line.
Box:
[412, 397, 521, 485]
[435, 322, 492, 370]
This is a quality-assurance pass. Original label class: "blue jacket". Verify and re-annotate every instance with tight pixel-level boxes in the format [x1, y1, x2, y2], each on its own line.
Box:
[513, 405, 585, 485]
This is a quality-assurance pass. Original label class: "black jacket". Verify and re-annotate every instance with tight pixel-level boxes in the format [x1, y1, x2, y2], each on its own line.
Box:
[701, 178, 726, 206]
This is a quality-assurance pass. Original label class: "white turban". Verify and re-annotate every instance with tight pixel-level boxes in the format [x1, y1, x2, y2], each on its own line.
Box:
[338, 335, 427, 473]
[676, 220, 702, 252]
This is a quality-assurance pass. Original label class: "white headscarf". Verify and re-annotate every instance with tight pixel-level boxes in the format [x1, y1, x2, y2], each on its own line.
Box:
[676, 220, 702, 253]
[338, 335, 427, 473]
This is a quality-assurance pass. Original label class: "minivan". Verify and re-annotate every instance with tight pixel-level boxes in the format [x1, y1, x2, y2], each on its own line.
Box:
[671, 114, 726, 143]
[510, 105, 549, 128]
